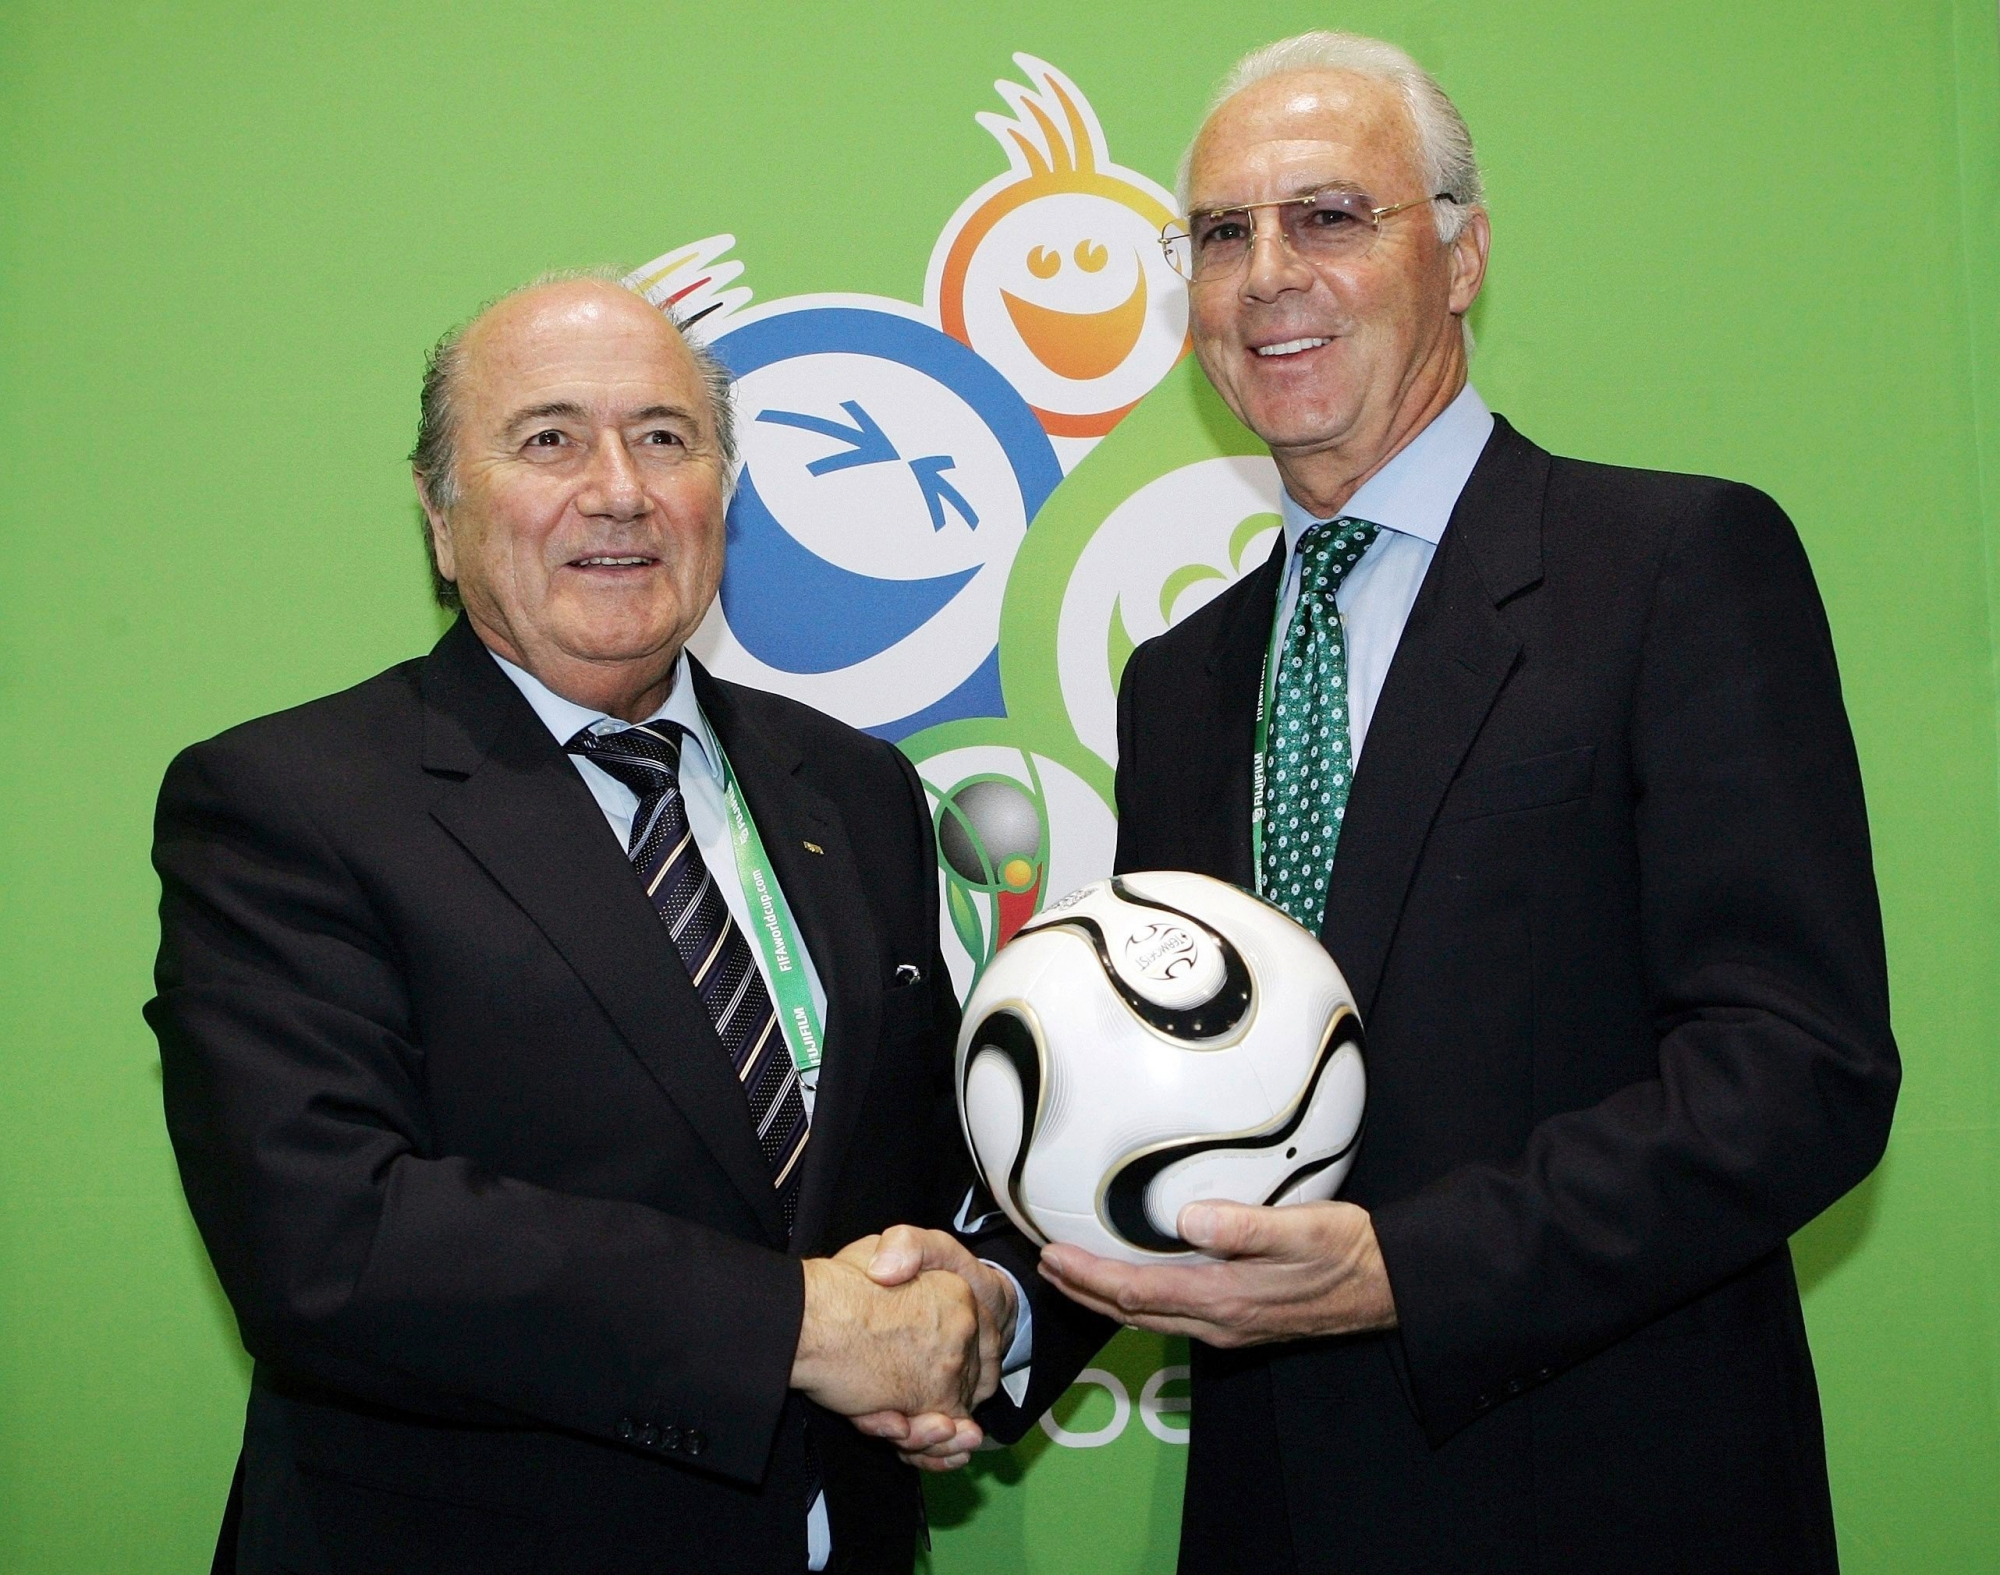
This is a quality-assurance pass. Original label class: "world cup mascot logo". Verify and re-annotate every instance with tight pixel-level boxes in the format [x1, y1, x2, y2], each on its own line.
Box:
[618, 52, 1247, 1485]
[926, 54, 1189, 451]
[625, 239, 1062, 739]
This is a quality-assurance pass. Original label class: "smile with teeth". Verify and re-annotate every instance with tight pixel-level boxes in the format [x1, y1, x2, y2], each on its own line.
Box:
[1255, 337, 1332, 358]
[573, 555, 653, 567]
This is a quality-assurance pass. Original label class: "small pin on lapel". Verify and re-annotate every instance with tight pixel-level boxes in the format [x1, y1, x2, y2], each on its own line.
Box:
[802, 840, 824, 855]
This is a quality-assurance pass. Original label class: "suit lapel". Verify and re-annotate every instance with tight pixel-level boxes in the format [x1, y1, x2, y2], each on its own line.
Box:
[1179, 536, 1288, 886]
[1320, 418, 1548, 1015]
[693, 665, 882, 1256]
[419, 621, 788, 1245]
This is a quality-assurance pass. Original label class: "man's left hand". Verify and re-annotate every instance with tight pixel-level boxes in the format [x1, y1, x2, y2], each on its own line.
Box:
[1038, 1200, 1396, 1347]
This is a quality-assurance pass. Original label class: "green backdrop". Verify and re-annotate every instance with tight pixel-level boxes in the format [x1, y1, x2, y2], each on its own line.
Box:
[5, 1, 2000, 1570]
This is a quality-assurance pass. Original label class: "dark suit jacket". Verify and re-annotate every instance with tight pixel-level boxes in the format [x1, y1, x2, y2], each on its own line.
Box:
[1111, 417, 1899, 1575]
[148, 617, 1093, 1575]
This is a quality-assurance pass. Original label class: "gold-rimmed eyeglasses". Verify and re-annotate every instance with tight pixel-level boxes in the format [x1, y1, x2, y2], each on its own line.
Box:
[1160, 189, 1457, 283]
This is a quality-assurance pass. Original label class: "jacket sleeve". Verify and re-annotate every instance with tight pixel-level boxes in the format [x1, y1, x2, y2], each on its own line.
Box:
[1370, 484, 1900, 1443]
[147, 734, 802, 1486]
[1112, 634, 1175, 876]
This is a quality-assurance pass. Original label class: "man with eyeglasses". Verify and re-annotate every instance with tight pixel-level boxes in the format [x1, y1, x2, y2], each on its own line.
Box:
[1027, 30, 1897, 1574]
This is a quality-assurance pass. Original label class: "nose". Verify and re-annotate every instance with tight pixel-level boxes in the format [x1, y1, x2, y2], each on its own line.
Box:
[1240, 215, 1312, 303]
[578, 435, 649, 522]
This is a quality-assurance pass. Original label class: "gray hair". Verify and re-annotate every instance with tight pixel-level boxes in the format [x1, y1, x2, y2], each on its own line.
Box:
[1179, 31, 1485, 245]
[410, 267, 738, 608]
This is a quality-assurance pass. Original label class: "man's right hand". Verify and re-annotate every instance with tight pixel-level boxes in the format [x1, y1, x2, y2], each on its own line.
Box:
[843, 1225, 1020, 1472]
[790, 1240, 984, 1420]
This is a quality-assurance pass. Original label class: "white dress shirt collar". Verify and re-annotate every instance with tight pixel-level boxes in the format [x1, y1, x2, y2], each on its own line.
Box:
[1279, 383, 1495, 550]
[487, 647, 723, 786]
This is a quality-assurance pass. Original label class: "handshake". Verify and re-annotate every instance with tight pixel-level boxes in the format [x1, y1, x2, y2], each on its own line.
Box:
[790, 1225, 1018, 1472]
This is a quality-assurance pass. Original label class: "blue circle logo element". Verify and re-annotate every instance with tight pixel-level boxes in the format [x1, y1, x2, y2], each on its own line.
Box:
[704, 305, 1062, 740]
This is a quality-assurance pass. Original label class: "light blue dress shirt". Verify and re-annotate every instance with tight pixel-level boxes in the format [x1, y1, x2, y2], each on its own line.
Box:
[1268, 384, 1495, 767]
[491, 649, 1028, 1567]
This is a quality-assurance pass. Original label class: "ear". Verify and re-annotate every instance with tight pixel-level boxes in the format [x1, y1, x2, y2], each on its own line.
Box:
[1447, 207, 1491, 317]
[414, 469, 457, 583]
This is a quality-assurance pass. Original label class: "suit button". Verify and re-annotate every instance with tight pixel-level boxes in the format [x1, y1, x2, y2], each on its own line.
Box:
[1534, 1368, 1553, 1382]
[661, 1424, 683, 1451]
[1473, 1395, 1492, 1412]
[686, 1429, 708, 1456]
[639, 1422, 660, 1447]
[617, 1417, 636, 1441]
[1503, 1379, 1522, 1396]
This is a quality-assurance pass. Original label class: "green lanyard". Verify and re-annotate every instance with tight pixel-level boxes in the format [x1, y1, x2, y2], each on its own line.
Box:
[711, 742, 825, 1075]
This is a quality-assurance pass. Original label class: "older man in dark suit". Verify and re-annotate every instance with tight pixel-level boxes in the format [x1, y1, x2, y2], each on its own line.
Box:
[1035, 31, 1900, 1575]
[148, 276, 1098, 1574]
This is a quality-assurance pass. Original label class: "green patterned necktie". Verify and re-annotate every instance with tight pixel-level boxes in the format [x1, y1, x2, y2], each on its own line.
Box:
[1261, 518, 1382, 930]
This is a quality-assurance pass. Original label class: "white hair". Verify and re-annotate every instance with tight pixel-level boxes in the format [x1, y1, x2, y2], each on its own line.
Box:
[1178, 30, 1486, 245]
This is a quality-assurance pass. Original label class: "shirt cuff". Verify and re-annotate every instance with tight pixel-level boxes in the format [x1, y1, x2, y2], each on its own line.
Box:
[981, 1261, 1034, 1407]
[807, 1489, 830, 1570]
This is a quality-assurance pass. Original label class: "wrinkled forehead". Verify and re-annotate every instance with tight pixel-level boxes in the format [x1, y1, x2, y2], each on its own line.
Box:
[461, 285, 705, 426]
[1189, 70, 1421, 209]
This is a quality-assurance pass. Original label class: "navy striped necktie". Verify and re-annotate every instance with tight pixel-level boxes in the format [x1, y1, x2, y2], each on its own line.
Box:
[567, 721, 810, 1234]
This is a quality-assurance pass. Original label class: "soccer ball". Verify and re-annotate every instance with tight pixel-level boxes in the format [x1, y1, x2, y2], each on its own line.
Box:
[955, 870, 1366, 1264]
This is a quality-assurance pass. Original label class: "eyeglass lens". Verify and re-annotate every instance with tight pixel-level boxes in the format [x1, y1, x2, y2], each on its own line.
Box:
[1165, 190, 1382, 280]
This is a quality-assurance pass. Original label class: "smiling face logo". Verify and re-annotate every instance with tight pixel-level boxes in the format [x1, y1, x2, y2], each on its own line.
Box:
[698, 298, 1063, 739]
[925, 55, 1189, 448]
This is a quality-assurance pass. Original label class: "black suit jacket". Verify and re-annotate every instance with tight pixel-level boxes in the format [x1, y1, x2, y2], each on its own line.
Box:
[1112, 418, 1898, 1574]
[148, 617, 1094, 1575]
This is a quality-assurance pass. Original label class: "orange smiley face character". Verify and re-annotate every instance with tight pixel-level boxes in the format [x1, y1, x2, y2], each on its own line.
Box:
[926, 55, 1190, 447]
